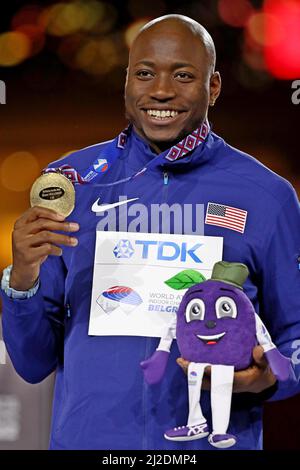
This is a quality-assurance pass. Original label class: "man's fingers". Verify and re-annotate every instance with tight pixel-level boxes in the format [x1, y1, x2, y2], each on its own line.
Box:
[201, 376, 211, 390]
[23, 219, 80, 235]
[14, 243, 63, 265]
[34, 244, 63, 259]
[29, 231, 78, 248]
[13, 218, 80, 252]
[176, 357, 190, 368]
[177, 347, 275, 394]
[14, 206, 65, 229]
[231, 346, 272, 393]
[10, 207, 79, 291]
[252, 345, 268, 369]
[232, 367, 259, 393]
[176, 357, 190, 373]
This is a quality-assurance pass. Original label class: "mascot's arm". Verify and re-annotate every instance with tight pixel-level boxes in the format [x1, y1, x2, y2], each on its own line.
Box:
[255, 313, 296, 382]
[140, 316, 176, 385]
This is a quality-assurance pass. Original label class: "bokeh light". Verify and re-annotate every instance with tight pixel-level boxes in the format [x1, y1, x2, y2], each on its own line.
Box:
[246, 12, 284, 48]
[0, 32, 31, 66]
[0, 213, 19, 267]
[75, 37, 119, 76]
[124, 19, 150, 49]
[14, 24, 45, 56]
[218, 0, 254, 28]
[11, 4, 44, 30]
[264, 0, 300, 79]
[39, 1, 109, 37]
[243, 41, 265, 71]
[243, 16, 265, 73]
[57, 34, 86, 69]
[40, 2, 88, 37]
[0, 152, 40, 192]
[89, 2, 118, 34]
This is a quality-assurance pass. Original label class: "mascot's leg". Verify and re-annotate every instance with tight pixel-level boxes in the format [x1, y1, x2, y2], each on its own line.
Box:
[164, 362, 209, 441]
[208, 364, 236, 449]
[187, 362, 207, 426]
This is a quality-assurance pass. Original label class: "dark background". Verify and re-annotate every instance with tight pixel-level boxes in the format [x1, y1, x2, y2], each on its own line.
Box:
[0, 0, 299, 450]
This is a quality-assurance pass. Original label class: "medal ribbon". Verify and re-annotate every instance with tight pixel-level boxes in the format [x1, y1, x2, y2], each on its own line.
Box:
[43, 164, 87, 184]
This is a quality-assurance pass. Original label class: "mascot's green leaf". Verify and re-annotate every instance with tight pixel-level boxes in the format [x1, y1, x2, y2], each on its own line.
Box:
[164, 270, 206, 290]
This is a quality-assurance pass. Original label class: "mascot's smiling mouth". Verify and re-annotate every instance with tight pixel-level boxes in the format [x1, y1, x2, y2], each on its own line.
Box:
[196, 332, 226, 345]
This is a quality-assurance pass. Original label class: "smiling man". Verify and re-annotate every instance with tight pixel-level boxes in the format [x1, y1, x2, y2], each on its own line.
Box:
[125, 17, 220, 151]
[1, 15, 300, 451]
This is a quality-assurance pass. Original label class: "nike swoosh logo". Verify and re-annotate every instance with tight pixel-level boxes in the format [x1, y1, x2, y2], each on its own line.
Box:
[91, 197, 139, 213]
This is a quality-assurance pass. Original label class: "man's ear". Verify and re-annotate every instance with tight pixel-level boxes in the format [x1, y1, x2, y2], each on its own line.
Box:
[209, 71, 221, 106]
[124, 66, 129, 87]
[165, 270, 206, 290]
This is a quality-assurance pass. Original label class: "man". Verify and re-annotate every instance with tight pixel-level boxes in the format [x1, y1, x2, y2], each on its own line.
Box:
[1, 15, 300, 450]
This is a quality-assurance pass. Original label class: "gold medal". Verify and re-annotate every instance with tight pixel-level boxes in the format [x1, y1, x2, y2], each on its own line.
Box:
[30, 171, 75, 217]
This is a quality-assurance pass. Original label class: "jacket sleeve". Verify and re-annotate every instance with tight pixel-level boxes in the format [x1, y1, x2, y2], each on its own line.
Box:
[156, 314, 177, 352]
[258, 186, 300, 400]
[1, 255, 66, 384]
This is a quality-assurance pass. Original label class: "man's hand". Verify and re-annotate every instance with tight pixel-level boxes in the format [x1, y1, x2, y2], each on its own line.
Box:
[10, 206, 80, 291]
[176, 345, 277, 393]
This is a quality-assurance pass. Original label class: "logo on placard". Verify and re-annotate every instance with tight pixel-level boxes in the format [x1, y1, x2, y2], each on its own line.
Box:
[96, 286, 142, 314]
[113, 240, 135, 258]
[112, 239, 202, 263]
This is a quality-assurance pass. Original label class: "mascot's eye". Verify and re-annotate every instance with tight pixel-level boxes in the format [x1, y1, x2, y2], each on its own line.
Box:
[185, 298, 205, 323]
[215, 296, 237, 319]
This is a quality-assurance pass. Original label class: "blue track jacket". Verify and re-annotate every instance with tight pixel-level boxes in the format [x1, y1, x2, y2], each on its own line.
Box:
[1, 127, 300, 450]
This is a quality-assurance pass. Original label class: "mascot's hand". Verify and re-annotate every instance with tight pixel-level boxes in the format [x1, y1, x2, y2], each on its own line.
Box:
[140, 350, 169, 385]
[265, 348, 296, 382]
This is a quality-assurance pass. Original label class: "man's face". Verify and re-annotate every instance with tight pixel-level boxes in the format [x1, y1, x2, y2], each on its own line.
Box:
[125, 24, 220, 151]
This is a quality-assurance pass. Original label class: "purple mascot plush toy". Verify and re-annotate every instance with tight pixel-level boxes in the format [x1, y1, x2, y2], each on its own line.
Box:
[141, 261, 295, 448]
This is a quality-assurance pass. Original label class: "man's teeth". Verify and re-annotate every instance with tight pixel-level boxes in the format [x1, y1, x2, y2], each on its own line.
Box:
[147, 110, 178, 119]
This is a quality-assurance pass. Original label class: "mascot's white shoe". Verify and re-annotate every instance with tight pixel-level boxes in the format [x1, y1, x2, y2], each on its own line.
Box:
[208, 432, 237, 448]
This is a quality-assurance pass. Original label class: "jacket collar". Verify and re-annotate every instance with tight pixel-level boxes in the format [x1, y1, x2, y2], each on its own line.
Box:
[120, 120, 212, 173]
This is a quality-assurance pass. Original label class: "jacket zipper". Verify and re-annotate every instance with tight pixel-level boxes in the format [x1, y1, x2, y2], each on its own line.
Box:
[163, 171, 169, 203]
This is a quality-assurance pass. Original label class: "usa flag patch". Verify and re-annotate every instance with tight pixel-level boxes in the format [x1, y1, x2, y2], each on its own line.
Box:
[205, 202, 247, 234]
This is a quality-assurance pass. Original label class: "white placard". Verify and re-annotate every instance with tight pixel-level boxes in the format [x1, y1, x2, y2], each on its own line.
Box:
[88, 231, 223, 337]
